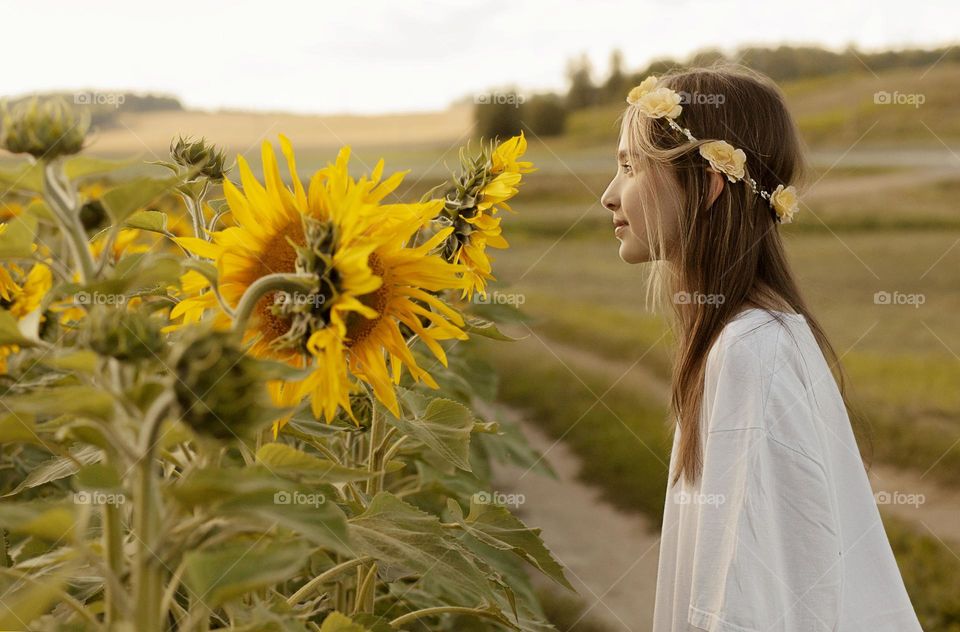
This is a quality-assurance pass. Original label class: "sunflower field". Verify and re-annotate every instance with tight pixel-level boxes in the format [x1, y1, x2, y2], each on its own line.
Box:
[0, 97, 574, 631]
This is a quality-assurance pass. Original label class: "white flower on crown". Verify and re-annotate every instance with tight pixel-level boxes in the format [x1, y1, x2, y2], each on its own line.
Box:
[698, 141, 746, 182]
[769, 184, 799, 223]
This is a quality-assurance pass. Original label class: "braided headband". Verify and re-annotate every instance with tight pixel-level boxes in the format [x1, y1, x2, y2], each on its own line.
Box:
[625, 75, 799, 224]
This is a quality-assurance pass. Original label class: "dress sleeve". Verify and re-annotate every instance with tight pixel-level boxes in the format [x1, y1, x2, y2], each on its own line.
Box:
[686, 330, 843, 632]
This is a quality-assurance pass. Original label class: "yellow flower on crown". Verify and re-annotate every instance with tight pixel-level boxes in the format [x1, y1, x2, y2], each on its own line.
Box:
[698, 141, 746, 182]
[633, 87, 683, 120]
[770, 184, 799, 223]
[626, 76, 660, 104]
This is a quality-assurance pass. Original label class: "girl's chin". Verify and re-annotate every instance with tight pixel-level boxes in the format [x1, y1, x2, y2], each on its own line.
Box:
[617, 242, 649, 264]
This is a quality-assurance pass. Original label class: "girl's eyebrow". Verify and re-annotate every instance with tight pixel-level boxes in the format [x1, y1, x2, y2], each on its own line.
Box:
[617, 150, 629, 161]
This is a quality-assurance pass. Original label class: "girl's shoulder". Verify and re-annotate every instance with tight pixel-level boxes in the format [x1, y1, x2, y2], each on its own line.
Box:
[704, 307, 831, 465]
[706, 307, 810, 379]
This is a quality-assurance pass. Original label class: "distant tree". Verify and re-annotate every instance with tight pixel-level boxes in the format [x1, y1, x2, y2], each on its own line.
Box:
[566, 52, 598, 110]
[473, 90, 524, 139]
[524, 94, 567, 137]
[689, 48, 726, 68]
[603, 49, 629, 102]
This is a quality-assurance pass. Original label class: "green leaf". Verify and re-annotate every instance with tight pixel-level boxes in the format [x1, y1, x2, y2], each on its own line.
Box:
[4, 445, 102, 497]
[0, 212, 38, 258]
[3, 385, 114, 420]
[0, 501, 77, 540]
[348, 491, 497, 606]
[62, 419, 116, 451]
[183, 541, 311, 610]
[463, 317, 522, 341]
[0, 162, 44, 194]
[76, 462, 123, 492]
[0, 574, 66, 629]
[0, 412, 38, 444]
[124, 209, 168, 233]
[76, 252, 182, 298]
[100, 176, 179, 222]
[320, 611, 372, 632]
[385, 392, 475, 472]
[256, 443, 396, 483]
[63, 155, 135, 180]
[39, 349, 98, 373]
[447, 498, 574, 591]
[171, 466, 351, 554]
[24, 198, 55, 222]
[0, 309, 37, 347]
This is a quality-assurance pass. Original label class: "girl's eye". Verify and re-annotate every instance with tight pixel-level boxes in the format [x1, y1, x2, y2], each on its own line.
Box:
[620, 163, 633, 174]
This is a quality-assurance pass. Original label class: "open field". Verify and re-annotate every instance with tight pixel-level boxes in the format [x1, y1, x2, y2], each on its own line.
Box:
[4, 59, 958, 630]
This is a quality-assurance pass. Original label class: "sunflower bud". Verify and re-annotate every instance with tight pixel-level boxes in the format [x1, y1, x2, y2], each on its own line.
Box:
[169, 326, 275, 440]
[1, 97, 90, 160]
[79, 199, 107, 232]
[83, 306, 165, 362]
[170, 136, 227, 182]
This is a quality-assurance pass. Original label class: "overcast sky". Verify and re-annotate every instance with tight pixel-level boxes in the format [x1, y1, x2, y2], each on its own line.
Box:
[2, 0, 956, 115]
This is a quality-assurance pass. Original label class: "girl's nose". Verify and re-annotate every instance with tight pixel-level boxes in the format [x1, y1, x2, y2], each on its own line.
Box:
[601, 184, 619, 212]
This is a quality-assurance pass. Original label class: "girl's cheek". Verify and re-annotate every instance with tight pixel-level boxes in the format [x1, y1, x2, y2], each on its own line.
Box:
[621, 183, 644, 224]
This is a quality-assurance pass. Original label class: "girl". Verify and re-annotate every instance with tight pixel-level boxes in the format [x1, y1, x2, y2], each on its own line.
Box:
[600, 65, 923, 631]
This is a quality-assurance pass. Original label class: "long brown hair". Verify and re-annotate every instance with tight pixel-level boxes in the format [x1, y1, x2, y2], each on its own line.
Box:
[619, 62, 871, 486]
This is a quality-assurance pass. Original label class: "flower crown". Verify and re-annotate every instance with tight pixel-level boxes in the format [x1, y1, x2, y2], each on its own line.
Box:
[625, 75, 799, 224]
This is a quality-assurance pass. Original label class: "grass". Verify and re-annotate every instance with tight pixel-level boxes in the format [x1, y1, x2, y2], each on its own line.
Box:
[886, 515, 960, 632]
[472, 335, 672, 523]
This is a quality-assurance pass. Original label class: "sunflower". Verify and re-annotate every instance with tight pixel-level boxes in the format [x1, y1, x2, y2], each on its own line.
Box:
[440, 132, 534, 298]
[171, 135, 468, 430]
[0, 260, 52, 373]
[0, 200, 25, 222]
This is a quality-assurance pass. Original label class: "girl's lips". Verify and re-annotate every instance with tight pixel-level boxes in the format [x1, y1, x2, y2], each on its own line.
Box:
[615, 224, 629, 238]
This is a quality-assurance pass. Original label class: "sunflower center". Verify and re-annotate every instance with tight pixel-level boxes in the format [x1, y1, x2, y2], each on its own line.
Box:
[253, 221, 305, 342]
[268, 216, 344, 354]
[344, 252, 389, 347]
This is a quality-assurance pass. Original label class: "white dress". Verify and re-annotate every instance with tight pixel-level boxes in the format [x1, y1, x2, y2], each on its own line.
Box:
[652, 308, 923, 631]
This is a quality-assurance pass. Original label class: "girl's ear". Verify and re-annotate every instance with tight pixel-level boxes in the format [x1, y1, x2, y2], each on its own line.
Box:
[706, 169, 725, 206]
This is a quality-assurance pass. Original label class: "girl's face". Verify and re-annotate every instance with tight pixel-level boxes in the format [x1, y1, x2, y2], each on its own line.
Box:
[601, 131, 722, 264]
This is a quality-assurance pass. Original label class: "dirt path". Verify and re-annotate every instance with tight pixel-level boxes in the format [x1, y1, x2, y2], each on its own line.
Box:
[491, 404, 660, 632]
[804, 165, 960, 201]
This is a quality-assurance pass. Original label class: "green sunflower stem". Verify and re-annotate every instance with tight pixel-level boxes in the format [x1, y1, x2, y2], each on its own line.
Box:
[353, 401, 385, 614]
[42, 161, 96, 283]
[178, 182, 209, 242]
[230, 273, 316, 334]
[134, 391, 174, 632]
[103, 497, 124, 626]
[390, 606, 507, 628]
